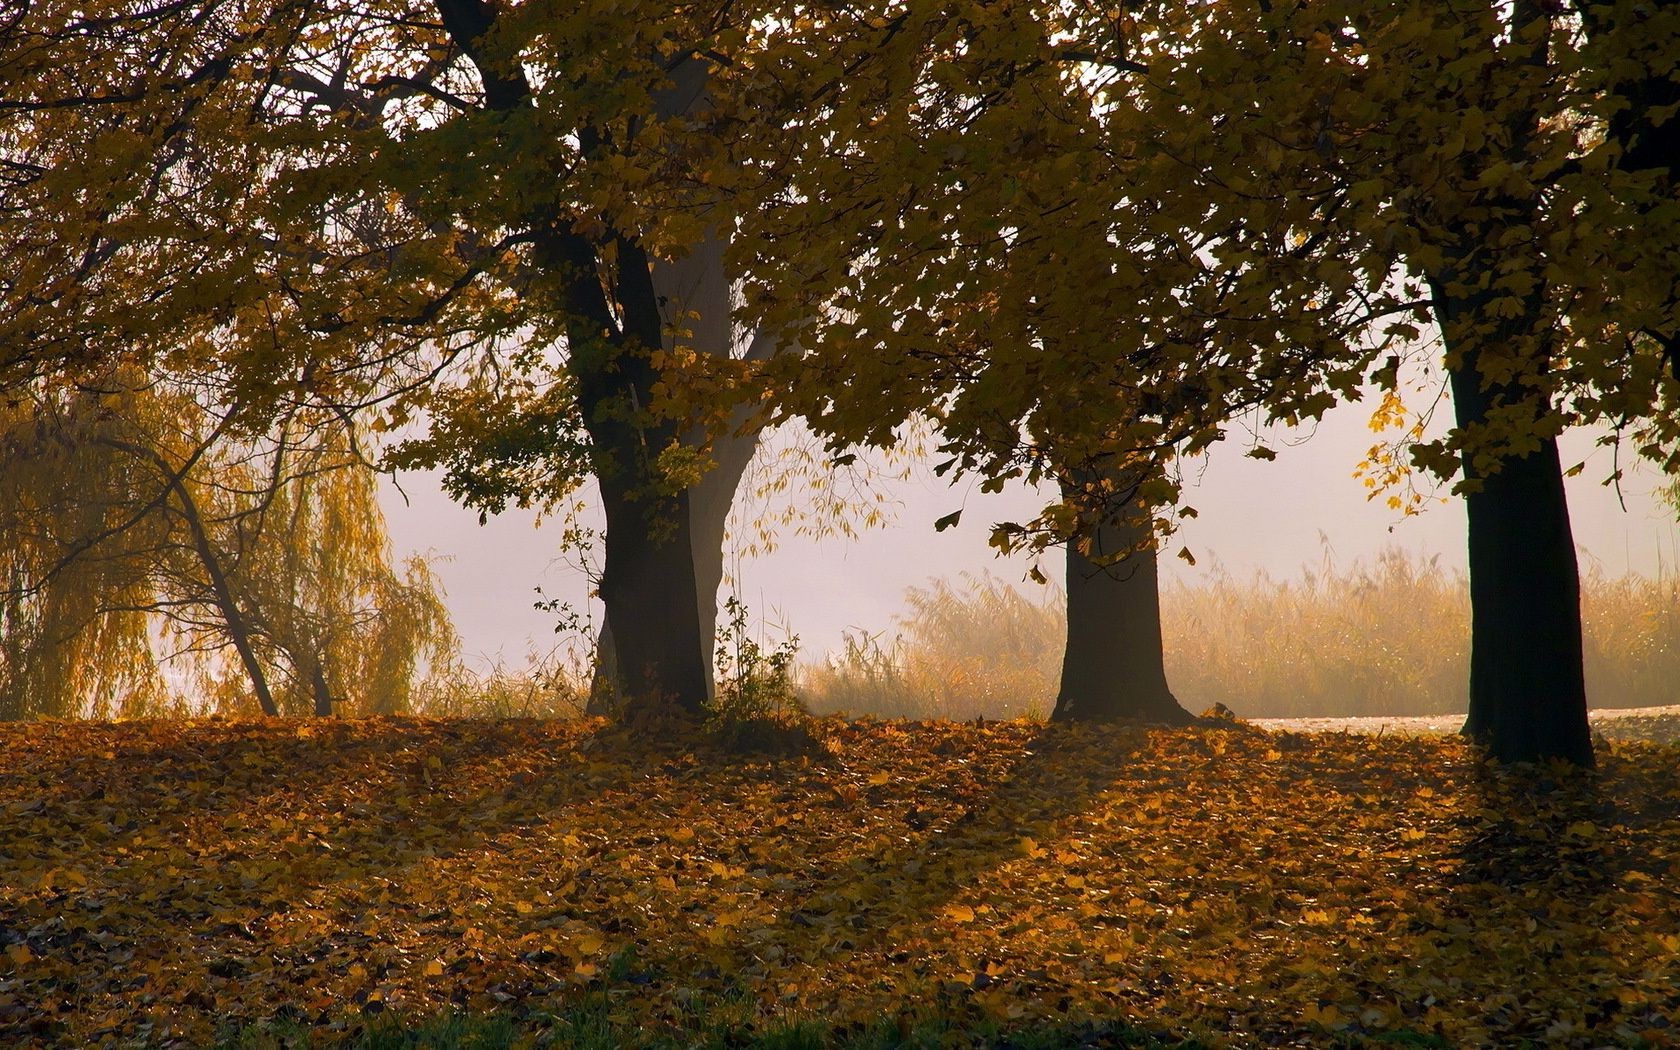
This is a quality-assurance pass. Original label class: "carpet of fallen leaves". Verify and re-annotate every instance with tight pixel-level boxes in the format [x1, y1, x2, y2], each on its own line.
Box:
[3, 715, 1678, 1047]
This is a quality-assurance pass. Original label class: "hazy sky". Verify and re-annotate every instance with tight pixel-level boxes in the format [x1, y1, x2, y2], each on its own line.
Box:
[380, 390, 1680, 671]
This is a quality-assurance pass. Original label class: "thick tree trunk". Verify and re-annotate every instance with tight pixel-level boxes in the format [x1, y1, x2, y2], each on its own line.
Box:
[1051, 478, 1192, 725]
[1434, 279, 1593, 765]
[437, 19, 758, 720]
[592, 472, 711, 717]
[587, 407, 759, 714]
[587, 231, 773, 713]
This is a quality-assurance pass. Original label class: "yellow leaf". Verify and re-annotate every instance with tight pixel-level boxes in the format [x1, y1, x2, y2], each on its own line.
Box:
[1304, 1003, 1343, 1029]
[868, 771, 890, 786]
[945, 903, 975, 923]
[424, 959, 445, 977]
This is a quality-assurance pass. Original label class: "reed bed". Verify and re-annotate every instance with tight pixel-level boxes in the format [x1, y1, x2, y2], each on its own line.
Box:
[798, 549, 1680, 719]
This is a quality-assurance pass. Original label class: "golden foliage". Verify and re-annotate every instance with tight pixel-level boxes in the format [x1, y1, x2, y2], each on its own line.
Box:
[1, 718, 1676, 1046]
[0, 375, 457, 719]
[800, 573, 1061, 721]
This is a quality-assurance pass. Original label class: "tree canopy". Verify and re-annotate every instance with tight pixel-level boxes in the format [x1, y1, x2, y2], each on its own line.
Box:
[4, 0, 1677, 760]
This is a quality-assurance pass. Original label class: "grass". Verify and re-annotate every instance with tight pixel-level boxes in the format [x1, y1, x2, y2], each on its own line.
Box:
[798, 549, 1680, 720]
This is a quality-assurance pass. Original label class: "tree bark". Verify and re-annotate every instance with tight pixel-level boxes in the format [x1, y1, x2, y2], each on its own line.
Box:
[565, 232, 712, 718]
[592, 470, 710, 716]
[1433, 277, 1593, 765]
[1051, 476, 1192, 725]
[439, 7, 717, 718]
[587, 231, 777, 713]
[307, 657, 334, 717]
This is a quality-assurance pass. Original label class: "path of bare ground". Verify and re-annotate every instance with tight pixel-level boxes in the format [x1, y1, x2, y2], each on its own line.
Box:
[1257, 704, 1680, 743]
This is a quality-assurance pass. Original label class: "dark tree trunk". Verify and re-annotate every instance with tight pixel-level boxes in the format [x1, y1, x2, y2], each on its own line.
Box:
[1051, 479, 1192, 725]
[567, 233, 711, 719]
[586, 232, 774, 714]
[307, 658, 334, 717]
[588, 435, 753, 715]
[439, 10, 715, 719]
[1408, 1, 1590, 764]
[1434, 278, 1593, 766]
[593, 472, 710, 717]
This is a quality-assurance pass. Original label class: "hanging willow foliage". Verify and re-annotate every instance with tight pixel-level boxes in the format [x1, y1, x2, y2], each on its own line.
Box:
[0, 368, 457, 718]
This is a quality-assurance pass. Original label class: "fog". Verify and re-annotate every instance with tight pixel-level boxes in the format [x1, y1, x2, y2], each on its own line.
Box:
[380, 390, 1679, 672]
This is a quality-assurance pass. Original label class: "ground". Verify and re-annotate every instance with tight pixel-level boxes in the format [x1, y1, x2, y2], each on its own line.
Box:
[1, 712, 1677, 1047]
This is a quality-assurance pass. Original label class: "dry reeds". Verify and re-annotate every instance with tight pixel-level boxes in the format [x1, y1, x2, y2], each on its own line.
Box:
[799, 549, 1680, 719]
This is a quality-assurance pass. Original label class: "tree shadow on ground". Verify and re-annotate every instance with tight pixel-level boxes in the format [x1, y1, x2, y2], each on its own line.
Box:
[1432, 750, 1680, 1042]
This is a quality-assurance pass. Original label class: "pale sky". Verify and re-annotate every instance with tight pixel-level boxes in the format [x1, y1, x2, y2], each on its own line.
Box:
[379, 389, 1680, 672]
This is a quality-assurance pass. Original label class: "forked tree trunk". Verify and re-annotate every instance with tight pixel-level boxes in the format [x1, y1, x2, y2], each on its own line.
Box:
[1051, 476, 1192, 725]
[439, 7, 717, 718]
[587, 231, 775, 714]
[1433, 275, 1593, 766]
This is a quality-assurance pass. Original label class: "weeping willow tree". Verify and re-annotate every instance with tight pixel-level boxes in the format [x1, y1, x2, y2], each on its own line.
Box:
[0, 382, 169, 719]
[0, 367, 457, 718]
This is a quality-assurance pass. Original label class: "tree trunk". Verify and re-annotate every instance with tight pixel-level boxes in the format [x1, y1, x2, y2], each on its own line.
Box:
[436, 17, 757, 720]
[1051, 478, 1192, 725]
[592, 471, 711, 717]
[307, 657, 334, 717]
[587, 231, 774, 713]
[1434, 278, 1593, 766]
[587, 396, 761, 715]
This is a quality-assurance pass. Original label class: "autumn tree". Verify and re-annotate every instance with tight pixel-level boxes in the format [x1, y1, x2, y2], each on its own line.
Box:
[725, 6, 1377, 725]
[0, 368, 454, 718]
[727, 3, 1679, 761]
[1212, 0, 1680, 763]
[4, 2, 808, 719]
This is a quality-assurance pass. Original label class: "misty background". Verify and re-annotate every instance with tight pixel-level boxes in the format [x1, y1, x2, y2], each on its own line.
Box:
[381, 389, 1679, 674]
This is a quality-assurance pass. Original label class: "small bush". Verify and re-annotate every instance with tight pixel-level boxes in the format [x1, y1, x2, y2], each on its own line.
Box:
[708, 596, 812, 752]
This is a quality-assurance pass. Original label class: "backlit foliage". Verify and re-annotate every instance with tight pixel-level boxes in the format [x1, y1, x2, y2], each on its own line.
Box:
[1, 718, 1676, 1046]
[727, 1, 1680, 546]
[0, 371, 455, 719]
